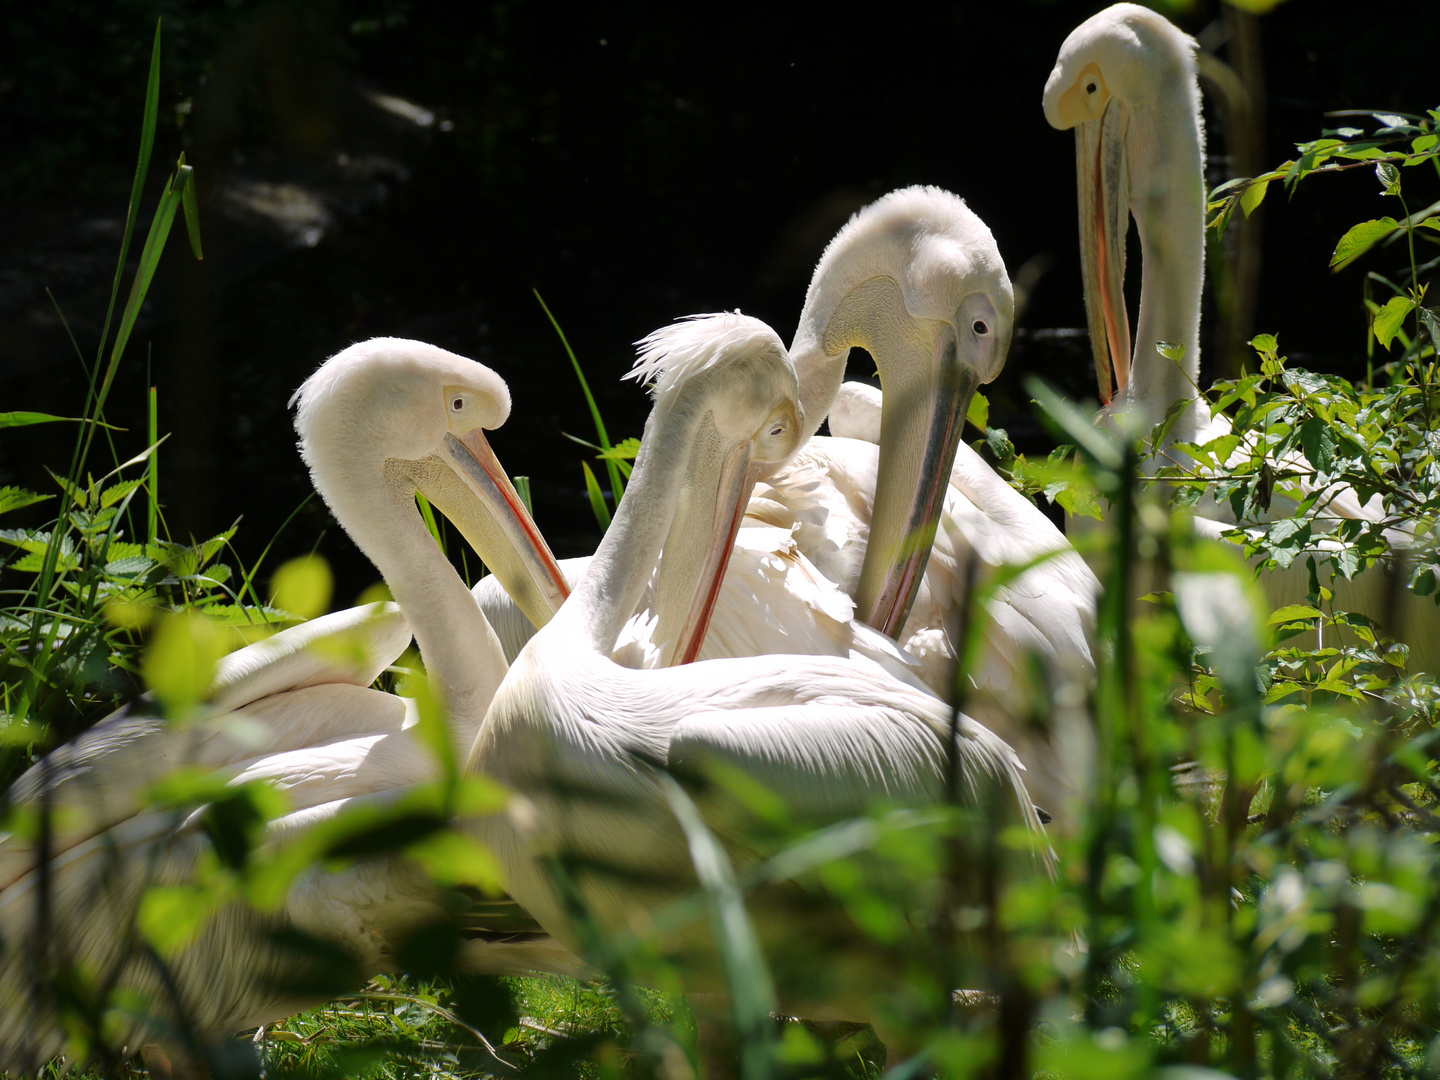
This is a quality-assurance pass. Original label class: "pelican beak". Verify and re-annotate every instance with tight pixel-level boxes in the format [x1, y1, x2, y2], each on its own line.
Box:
[437, 429, 571, 627]
[669, 443, 757, 666]
[856, 328, 980, 638]
[1077, 96, 1131, 404]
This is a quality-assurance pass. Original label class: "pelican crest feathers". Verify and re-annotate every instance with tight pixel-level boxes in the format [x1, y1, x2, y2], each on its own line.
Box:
[628, 312, 787, 397]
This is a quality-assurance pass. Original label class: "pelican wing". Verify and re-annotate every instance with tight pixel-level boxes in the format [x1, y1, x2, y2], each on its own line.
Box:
[667, 674, 1034, 829]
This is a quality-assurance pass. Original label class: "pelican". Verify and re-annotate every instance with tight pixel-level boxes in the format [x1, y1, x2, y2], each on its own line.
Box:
[465, 313, 1047, 1027]
[762, 188, 1100, 821]
[0, 338, 580, 1071]
[475, 189, 1100, 825]
[1044, 3, 1435, 670]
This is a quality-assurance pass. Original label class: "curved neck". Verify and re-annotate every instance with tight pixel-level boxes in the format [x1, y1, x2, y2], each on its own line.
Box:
[1122, 89, 1206, 440]
[791, 313, 848, 445]
[314, 450, 508, 746]
[547, 391, 716, 657]
[792, 274, 928, 445]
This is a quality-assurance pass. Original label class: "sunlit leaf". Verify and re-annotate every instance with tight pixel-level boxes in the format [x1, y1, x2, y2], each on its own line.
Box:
[143, 610, 225, 714]
[596, 437, 641, 461]
[1240, 178, 1270, 217]
[1330, 217, 1400, 270]
[1375, 161, 1401, 196]
[966, 390, 989, 432]
[0, 487, 51, 515]
[100, 478, 145, 509]
[268, 554, 334, 621]
[138, 882, 226, 956]
[581, 459, 611, 530]
[1373, 295, 1416, 349]
[406, 829, 506, 891]
[0, 412, 119, 430]
[1268, 604, 1323, 625]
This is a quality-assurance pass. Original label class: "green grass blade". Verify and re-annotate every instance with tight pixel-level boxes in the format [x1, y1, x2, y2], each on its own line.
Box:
[93, 18, 162, 375]
[99, 164, 190, 409]
[581, 461, 612, 530]
[513, 475, 533, 515]
[415, 492, 446, 554]
[660, 775, 776, 1080]
[534, 289, 627, 506]
[26, 23, 165, 699]
[233, 493, 315, 612]
[0, 412, 121, 430]
[177, 154, 203, 260]
[148, 385, 159, 543]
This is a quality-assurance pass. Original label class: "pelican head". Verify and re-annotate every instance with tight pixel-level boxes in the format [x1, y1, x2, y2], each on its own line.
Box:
[1043, 4, 1205, 413]
[627, 313, 802, 663]
[293, 337, 569, 627]
[792, 185, 1013, 637]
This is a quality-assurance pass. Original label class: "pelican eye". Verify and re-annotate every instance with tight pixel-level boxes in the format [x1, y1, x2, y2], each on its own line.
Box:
[1085, 80, 1098, 94]
[768, 424, 786, 437]
[451, 396, 466, 411]
[973, 320, 990, 336]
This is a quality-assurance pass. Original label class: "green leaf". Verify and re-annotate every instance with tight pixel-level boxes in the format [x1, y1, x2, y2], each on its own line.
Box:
[1027, 377, 1124, 472]
[1268, 604, 1322, 625]
[0, 412, 119, 430]
[1414, 567, 1436, 597]
[966, 390, 989, 432]
[269, 554, 333, 621]
[596, 437, 641, 461]
[985, 426, 1014, 463]
[1420, 307, 1440, 349]
[1299, 417, 1338, 474]
[512, 474, 533, 514]
[1375, 161, 1401, 196]
[581, 460, 611, 531]
[138, 882, 227, 956]
[100, 478, 145, 509]
[406, 830, 506, 891]
[1330, 218, 1400, 270]
[143, 611, 225, 715]
[0, 487, 51, 515]
[1373, 295, 1417, 349]
[105, 555, 155, 576]
[1414, 133, 1439, 153]
[1248, 333, 1279, 362]
[178, 152, 203, 260]
[1157, 340, 1186, 363]
[1240, 178, 1270, 217]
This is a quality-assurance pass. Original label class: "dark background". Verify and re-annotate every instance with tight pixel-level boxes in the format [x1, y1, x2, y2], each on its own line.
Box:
[2, 0, 1434, 604]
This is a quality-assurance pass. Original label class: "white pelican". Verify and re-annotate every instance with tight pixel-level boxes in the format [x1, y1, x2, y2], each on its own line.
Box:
[761, 188, 1100, 821]
[465, 313, 1046, 1025]
[475, 189, 1100, 825]
[0, 338, 579, 1071]
[1044, 3, 1435, 671]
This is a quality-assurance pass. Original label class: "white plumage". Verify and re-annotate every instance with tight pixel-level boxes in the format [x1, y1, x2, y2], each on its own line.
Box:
[1044, 3, 1435, 670]
[0, 338, 579, 1070]
[464, 312, 1047, 1024]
